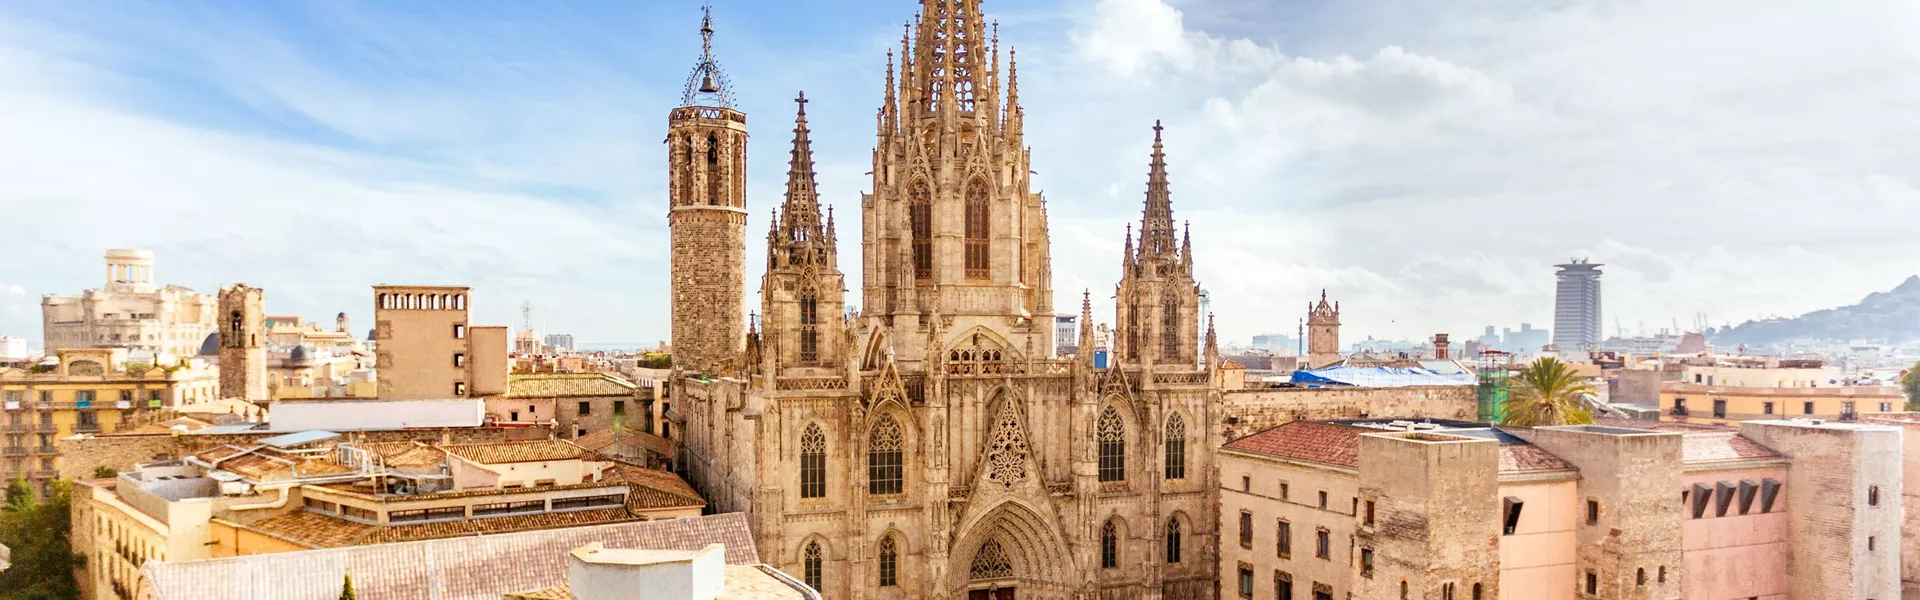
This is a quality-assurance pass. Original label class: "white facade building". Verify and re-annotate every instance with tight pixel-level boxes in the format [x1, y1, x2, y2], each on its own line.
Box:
[41, 249, 216, 357]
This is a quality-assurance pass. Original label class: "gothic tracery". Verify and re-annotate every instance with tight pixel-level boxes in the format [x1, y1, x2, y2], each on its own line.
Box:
[983, 400, 1031, 489]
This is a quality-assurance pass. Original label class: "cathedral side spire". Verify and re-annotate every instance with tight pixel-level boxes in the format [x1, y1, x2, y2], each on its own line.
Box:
[1139, 120, 1177, 259]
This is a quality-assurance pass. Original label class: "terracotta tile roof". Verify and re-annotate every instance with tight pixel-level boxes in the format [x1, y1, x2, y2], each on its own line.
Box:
[442, 440, 589, 465]
[507, 373, 637, 398]
[142, 513, 761, 600]
[244, 506, 654, 550]
[1499, 444, 1573, 473]
[575, 428, 674, 458]
[1222, 421, 1365, 468]
[608, 462, 705, 510]
[359, 441, 447, 468]
[190, 445, 356, 482]
[1681, 432, 1781, 463]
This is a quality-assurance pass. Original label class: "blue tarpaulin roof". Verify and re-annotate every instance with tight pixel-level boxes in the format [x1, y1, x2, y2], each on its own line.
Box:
[1292, 366, 1476, 388]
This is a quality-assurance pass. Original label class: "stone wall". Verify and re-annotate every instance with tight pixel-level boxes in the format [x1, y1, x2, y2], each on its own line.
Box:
[1513, 426, 1685, 600]
[1741, 420, 1904, 600]
[57, 426, 546, 480]
[1219, 386, 1478, 441]
[1356, 433, 1502, 599]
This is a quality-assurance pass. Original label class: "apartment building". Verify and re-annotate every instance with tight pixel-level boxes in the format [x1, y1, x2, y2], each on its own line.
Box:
[1661, 362, 1903, 424]
[0, 348, 216, 496]
[1219, 417, 1901, 599]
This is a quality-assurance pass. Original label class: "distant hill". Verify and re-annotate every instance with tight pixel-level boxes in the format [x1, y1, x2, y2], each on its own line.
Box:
[1713, 275, 1920, 346]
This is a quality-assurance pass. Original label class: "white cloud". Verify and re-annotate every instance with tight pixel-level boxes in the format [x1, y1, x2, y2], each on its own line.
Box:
[3, 285, 22, 296]
[1050, 0, 1920, 342]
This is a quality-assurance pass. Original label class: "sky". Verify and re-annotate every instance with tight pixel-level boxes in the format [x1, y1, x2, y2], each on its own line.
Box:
[2, 0, 1919, 350]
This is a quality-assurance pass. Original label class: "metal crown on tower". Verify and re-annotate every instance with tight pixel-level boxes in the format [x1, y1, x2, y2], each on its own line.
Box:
[682, 3, 735, 108]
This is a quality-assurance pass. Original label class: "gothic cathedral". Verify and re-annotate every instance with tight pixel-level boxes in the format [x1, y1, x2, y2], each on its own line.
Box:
[668, 2, 1225, 599]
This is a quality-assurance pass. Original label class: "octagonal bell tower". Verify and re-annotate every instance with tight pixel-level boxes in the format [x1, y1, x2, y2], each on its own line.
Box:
[667, 5, 749, 374]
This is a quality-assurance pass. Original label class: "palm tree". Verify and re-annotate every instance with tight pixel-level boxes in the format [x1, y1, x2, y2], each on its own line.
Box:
[1500, 357, 1597, 427]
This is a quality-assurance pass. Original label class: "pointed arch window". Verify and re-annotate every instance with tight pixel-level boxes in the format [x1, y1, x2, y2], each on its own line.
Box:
[798, 287, 820, 364]
[706, 134, 724, 207]
[868, 415, 905, 495]
[1097, 405, 1126, 483]
[1164, 413, 1187, 481]
[969, 539, 1013, 581]
[1162, 293, 1181, 360]
[1100, 520, 1120, 569]
[1126, 299, 1140, 361]
[910, 180, 933, 280]
[965, 178, 990, 279]
[1165, 517, 1183, 564]
[877, 535, 899, 587]
[799, 424, 826, 499]
[803, 541, 823, 591]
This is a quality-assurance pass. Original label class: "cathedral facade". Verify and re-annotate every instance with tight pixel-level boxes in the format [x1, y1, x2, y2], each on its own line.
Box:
[668, 2, 1223, 599]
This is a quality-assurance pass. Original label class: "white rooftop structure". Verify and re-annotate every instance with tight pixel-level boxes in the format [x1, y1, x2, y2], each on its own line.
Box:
[266, 398, 484, 432]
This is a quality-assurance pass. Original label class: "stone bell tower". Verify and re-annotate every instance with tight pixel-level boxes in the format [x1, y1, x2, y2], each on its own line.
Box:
[1307, 290, 1342, 369]
[667, 5, 748, 374]
[218, 284, 268, 402]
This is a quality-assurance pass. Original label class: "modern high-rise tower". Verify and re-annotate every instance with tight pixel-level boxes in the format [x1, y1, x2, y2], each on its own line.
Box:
[1552, 259, 1604, 351]
[667, 6, 749, 374]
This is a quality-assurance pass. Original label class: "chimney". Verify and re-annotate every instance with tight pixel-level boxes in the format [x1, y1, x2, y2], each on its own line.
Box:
[567, 543, 727, 600]
[1434, 334, 1451, 360]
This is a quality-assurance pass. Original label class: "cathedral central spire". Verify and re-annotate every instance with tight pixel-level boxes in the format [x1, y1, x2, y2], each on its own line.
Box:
[910, 0, 990, 115]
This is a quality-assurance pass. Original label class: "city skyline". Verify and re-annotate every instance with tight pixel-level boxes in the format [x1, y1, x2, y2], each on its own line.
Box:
[3, 0, 1919, 348]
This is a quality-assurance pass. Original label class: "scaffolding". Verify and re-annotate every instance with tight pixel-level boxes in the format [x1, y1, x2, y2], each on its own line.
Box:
[1477, 350, 1514, 423]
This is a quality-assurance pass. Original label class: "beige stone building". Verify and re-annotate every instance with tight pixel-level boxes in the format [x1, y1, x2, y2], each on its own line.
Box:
[215, 284, 268, 402]
[43, 250, 217, 358]
[372, 285, 507, 399]
[1304, 294, 1340, 370]
[655, 5, 1484, 600]
[76, 438, 704, 600]
[1218, 417, 1901, 600]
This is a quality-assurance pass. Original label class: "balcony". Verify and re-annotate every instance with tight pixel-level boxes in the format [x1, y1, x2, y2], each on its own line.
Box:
[1669, 407, 1690, 417]
[35, 446, 59, 456]
[29, 470, 59, 480]
[116, 400, 132, 410]
[2, 447, 27, 457]
[75, 422, 102, 433]
[3, 401, 18, 411]
[3, 423, 31, 433]
[1838, 412, 1859, 422]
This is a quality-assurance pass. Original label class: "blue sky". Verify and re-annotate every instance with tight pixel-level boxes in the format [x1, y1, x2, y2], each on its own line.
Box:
[3, 0, 1919, 349]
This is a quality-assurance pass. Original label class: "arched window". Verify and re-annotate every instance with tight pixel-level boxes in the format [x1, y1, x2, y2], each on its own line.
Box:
[798, 287, 819, 363]
[1636, 568, 1646, 586]
[799, 424, 826, 499]
[1100, 520, 1120, 569]
[1164, 413, 1187, 481]
[964, 178, 989, 279]
[1097, 406, 1126, 482]
[1400, 580, 1409, 599]
[1165, 518, 1182, 564]
[1161, 293, 1181, 359]
[229, 311, 244, 338]
[877, 535, 899, 587]
[1472, 583, 1483, 599]
[706, 134, 723, 206]
[969, 539, 1012, 581]
[868, 416, 904, 495]
[909, 180, 932, 280]
[803, 541, 823, 591]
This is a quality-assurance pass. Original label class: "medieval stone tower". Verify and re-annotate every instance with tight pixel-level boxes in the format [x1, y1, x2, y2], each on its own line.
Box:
[1306, 290, 1342, 369]
[218, 284, 268, 402]
[667, 6, 749, 374]
[1115, 122, 1200, 369]
[758, 93, 849, 372]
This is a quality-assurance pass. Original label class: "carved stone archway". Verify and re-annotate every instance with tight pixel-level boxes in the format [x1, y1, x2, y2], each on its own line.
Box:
[949, 500, 1078, 600]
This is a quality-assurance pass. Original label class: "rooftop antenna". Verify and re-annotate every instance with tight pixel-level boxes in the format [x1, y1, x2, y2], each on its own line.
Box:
[522, 301, 534, 332]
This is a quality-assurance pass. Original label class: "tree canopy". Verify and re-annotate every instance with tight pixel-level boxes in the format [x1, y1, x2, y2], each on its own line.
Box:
[1499, 357, 1597, 427]
[0, 477, 81, 600]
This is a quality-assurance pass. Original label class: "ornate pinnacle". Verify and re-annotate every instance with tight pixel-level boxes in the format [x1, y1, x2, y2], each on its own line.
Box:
[681, 3, 734, 108]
